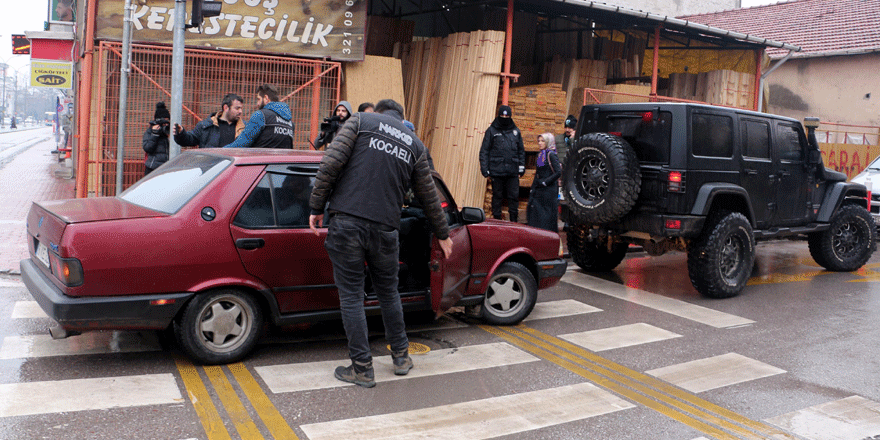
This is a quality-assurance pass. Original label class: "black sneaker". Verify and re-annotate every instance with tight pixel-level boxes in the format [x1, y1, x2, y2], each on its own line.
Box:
[392, 351, 413, 376]
[334, 361, 375, 388]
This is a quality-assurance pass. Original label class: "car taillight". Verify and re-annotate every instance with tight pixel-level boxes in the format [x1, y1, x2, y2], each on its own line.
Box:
[668, 171, 684, 192]
[50, 254, 84, 287]
[642, 111, 653, 123]
[665, 219, 681, 229]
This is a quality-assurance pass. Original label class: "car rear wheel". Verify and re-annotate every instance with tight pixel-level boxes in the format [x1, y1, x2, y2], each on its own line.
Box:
[175, 289, 263, 365]
[808, 204, 876, 271]
[481, 262, 538, 325]
[567, 225, 628, 271]
[687, 211, 755, 299]
[562, 133, 641, 224]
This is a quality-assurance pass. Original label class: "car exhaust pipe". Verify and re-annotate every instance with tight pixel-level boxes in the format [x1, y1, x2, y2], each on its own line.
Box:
[48, 325, 80, 339]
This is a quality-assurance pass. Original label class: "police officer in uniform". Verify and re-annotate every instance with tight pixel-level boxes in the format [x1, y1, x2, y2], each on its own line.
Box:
[224, 84, 294, 149]
[308, 99, 453, 388]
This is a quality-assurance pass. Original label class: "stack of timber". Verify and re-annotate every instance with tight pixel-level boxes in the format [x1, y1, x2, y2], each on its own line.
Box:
[506, 83, 568, 156]
[343, 55, 406, 113]
[397, 30, 506, 209]
[667, 70, 755, 109]
[541, 56, 607, 117]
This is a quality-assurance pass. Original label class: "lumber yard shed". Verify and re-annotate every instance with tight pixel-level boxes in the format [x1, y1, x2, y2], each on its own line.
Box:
[364, 0, 800, 210]
[70, 0, 798, 208]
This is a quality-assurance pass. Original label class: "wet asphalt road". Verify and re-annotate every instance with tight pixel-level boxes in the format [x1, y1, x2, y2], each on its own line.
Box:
[1, 239, 880, 439]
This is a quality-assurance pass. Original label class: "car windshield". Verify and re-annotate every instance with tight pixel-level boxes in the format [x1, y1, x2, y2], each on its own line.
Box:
[119, 153, 231, 214]
[867, 156, 880, 170]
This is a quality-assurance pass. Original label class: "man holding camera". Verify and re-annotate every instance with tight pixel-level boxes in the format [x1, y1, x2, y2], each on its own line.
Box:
[173, 94, 245, 149]
[313, 101, 352, 150]
[143, 102, 171, 176]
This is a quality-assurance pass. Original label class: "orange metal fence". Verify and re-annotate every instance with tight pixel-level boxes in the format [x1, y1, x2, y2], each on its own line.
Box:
[86, 41, 341, 197]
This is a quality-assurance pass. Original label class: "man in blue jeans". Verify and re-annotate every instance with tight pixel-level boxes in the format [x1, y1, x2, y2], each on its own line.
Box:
[309, 99, 452, 388]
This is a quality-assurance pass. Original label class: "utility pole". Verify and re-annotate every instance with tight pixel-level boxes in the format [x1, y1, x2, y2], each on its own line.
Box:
[116, 0, 134, 194]
[168, 0, 186, 160]
[168, 0, 221, 160]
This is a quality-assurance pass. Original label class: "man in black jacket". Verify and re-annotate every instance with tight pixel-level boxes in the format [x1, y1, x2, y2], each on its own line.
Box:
[312, 101, 352, 150]
[173, 94, 245, 149]
[308, 99, 452, 388]
[479, 105, 525, 222]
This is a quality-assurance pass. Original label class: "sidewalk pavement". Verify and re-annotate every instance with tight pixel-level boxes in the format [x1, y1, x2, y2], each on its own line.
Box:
[0, 137, 75, 275]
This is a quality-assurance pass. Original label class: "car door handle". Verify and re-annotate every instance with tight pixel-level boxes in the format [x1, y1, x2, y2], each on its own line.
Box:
[235, 238, 265, 250]
[780, 171, 791, 177]
[744, 169, 758, 175]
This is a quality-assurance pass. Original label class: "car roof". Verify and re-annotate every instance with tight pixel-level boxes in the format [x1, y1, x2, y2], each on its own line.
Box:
[192, 148, 325, 165]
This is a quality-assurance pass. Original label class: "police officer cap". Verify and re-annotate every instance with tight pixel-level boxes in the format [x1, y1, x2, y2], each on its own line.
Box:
[564, 115, 577, 129]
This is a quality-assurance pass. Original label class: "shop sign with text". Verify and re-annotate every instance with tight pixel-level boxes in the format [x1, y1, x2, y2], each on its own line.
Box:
[31, 60, 73, 89]
[96, 0, 366, 61]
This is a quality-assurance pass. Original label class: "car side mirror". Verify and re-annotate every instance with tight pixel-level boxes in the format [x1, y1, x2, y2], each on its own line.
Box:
[461, 207, 485, 224]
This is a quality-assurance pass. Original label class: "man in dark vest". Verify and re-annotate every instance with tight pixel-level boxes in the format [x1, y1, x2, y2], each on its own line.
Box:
[308, 99, 452, 388]
[224, 84, 294, 149]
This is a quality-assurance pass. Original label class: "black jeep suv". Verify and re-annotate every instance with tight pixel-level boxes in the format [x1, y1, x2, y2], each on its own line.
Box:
[562, 102, 876, 298]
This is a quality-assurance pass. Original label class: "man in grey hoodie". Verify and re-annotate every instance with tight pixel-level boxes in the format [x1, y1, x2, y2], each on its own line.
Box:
[224, 84, 294, 149]
[313, 101, 352, 150]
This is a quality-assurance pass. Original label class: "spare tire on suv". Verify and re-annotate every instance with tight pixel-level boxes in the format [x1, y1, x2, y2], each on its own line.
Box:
[563, 132, 641, 224]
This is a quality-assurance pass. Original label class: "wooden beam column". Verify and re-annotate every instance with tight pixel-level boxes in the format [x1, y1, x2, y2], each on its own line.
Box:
[501, 0, 513, 104]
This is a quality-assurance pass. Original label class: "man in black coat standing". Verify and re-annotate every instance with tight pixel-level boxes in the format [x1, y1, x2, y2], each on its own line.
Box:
[479, 105, 525, 222]
[143, 102, 171, 176]
[173, 93, 245, 149]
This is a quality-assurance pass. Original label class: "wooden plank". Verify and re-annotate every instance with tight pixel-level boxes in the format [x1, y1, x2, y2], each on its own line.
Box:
[344, 55, 406, 114]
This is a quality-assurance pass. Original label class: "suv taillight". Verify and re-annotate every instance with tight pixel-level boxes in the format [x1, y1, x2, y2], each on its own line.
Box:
[668, 171, 685, 192]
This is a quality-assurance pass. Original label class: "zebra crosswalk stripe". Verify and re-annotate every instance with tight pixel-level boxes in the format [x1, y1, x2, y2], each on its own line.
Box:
[300, 382, 635, 440]
[0, 373, 182, 418]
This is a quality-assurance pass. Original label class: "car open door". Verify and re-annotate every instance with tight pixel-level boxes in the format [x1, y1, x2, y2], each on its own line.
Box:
[428, 176, 472, 314]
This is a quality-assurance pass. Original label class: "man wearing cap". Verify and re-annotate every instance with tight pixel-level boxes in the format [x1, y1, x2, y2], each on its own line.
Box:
[479, 105, 526, 222]
[555, 114, 577, 167]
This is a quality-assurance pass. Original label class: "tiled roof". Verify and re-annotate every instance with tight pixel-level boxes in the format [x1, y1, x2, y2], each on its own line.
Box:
[678, 0, 880, 58]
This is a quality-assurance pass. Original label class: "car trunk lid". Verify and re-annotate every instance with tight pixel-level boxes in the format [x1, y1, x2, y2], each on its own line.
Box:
[26, 198, 165, 272]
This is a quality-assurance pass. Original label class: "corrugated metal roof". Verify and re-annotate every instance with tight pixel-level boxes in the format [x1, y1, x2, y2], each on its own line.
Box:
[678, 0, 880, 58]
[537, 0, 801, 51]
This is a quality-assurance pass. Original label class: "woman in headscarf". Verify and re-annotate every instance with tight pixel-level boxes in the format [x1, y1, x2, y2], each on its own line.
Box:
[526, 132, 561, 232]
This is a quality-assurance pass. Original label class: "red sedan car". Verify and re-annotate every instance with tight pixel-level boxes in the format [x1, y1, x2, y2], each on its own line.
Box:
[20, 149, 566, 364]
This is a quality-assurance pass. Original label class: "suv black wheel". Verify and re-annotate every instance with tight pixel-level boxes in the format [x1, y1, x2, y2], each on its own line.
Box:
[687, 211, 755, 298]
[568, 225, 628, 271]
[175, 289, 263, 365]
[481, 262, 538, 325]
[808, 204, 876, 271]
[562, 133, 641, 224]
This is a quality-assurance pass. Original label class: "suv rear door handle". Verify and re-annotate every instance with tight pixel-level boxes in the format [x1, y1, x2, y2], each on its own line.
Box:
[744, 169, 758, 175]
[236, 238, 265, 250]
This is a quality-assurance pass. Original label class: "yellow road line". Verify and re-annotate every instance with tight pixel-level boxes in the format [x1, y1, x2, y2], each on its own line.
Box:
[480, 325, 800, 440]
[513, 325, 796, 439]
[480, 325, 739, 439]
[229, 362, 300, 440]
[175, 359, 233, 440]
[205, 366, 264, 440]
